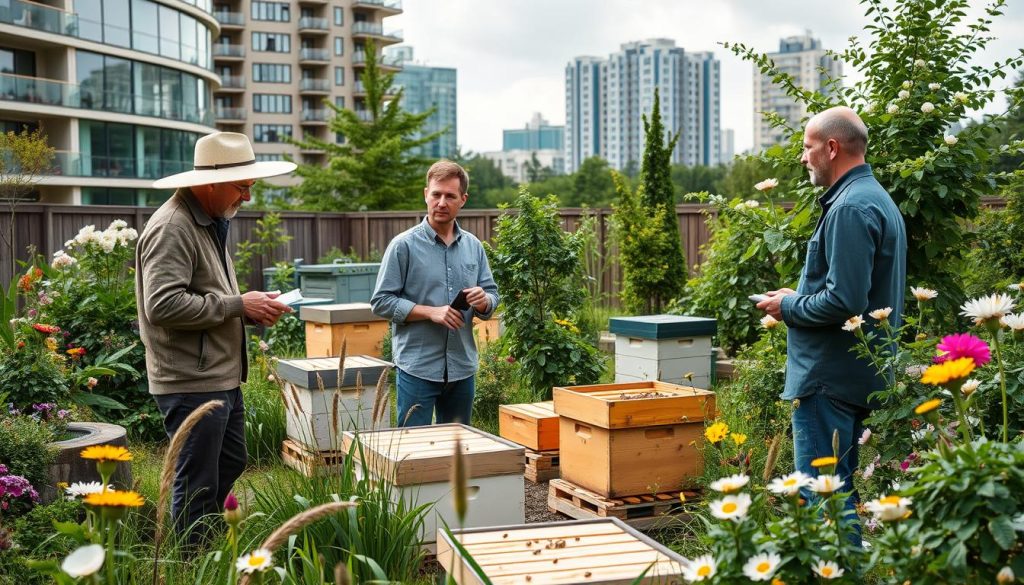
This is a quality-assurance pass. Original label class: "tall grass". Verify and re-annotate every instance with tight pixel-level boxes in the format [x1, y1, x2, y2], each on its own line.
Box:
[245, 359, 287, 466]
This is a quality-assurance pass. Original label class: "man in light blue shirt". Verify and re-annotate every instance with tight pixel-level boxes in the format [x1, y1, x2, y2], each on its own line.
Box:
[371, 160, 499, 426]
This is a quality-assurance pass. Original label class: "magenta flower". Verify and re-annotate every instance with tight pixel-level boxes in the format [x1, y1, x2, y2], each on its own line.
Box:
[935, 333, 991, 366]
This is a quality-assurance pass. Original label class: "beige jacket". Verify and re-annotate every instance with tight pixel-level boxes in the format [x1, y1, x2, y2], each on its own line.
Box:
[135, 189, 248, 395]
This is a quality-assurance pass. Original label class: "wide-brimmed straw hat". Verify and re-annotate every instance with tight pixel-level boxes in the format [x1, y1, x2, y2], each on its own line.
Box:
[152, 132, 297, 189]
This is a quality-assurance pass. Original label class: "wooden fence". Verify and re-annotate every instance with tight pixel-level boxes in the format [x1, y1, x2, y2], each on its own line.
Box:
[0, 198, 1005, 298]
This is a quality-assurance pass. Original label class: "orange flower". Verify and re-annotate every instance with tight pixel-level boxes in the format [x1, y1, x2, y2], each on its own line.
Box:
[67, 347, 86, 358]
[32, 323, 61, 334]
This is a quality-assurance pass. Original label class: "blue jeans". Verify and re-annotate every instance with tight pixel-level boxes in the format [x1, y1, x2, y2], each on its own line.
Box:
[792, 390, 869, 544]
[396, 368, 474, 427]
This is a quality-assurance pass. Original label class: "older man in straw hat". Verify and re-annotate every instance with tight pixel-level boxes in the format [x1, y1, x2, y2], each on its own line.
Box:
[136, 132, 296, 544]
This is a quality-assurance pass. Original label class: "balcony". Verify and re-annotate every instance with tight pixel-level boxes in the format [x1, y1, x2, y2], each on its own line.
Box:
[351, 0, 402, 15]
[297, 17, 329, 33]
[351, 51, 403, 70]
[300, 109, 328, 124]
[354, 109, 373, 122]
[351, 22, 403, 44]
[299, 78, 331, 93]
[0, 73, 76, 108]
[298, 48, 330, 63]
[213, 44, 246, 60]
[218, 75, 246, 91]
[215, 107, 246, 121]
[32, 151, 190, 180]
[0, 0, 79, 38]
[214, 12, 245, 28]
[297, 0, 327, 4]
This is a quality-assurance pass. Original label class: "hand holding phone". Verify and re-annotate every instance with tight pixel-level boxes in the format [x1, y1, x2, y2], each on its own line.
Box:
[450, 289, 470, 311]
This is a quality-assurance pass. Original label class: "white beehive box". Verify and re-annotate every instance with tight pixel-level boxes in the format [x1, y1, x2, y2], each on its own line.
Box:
[342, 424, 525, 545]
[614, 355, 714, 389]
[277, 355, 393, 451]
[610, 316, 716, 390]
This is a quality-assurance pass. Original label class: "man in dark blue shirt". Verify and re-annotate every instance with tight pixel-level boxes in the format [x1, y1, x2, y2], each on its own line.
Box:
[757, 107, 907, 533]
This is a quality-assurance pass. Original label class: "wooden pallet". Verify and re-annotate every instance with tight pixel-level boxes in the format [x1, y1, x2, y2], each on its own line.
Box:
[281, 438, 347, 477]
[524, 449, 560, 483]
[547, 478, 698, 530]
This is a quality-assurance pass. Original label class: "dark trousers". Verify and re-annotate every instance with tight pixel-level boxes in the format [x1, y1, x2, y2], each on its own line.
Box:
[154, 388, 247, 545]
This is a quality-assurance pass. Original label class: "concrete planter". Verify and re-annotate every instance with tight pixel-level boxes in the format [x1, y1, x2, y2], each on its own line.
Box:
[44, 422, 132, 503]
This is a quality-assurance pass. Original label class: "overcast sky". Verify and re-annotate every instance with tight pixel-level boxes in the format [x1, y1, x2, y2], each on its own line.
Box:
[389, 0, 1024, 156]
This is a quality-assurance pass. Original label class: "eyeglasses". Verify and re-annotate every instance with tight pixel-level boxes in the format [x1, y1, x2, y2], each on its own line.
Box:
[231, 182, 255, 196]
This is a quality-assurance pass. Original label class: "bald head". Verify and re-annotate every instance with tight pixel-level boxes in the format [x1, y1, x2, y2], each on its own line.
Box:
[806, 106, 868, 156]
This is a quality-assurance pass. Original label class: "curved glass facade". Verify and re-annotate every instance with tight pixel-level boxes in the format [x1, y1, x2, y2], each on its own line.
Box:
[76, 120, 201, 179]
[74, 0, 213, 69]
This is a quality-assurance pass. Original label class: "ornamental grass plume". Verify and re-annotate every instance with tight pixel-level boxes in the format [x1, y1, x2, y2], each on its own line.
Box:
[155, 400, 223, 547]
[450, 436, 469, 525]
[371, 369, 390, 426]
[934, 333, 990, 366]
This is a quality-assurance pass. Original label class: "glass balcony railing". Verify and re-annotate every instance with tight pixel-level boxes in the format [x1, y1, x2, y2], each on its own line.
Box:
[299, 78, 330, 92]
[301, 109, 327, 122]
[352, 0, 402, 10]
[220, 75, 246, 89]
[0, 73, 78, 107]
[0, 0, 80, 37]
[298, 17, 328, 30]
[351, 51, 403, 67]
[351, 22, 382, 35]
[36, 151, 191, 179]
[215, 107, 246, 119]
[299, 48, 329, 61]
[213, 11, 244, 26]
[213, 44, 246, 58]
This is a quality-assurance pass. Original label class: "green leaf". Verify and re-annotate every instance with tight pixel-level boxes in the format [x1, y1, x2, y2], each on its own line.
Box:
[72, 392, 127, 410]
[989, 515, 1017, 550]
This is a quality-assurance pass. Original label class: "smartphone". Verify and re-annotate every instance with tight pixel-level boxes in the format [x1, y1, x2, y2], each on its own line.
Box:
[450, 289, 470, 311]
[749, 294, 769, 303]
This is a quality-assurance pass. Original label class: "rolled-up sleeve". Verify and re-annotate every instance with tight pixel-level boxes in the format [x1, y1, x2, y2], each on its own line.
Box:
[474, 244, 499, 320]
[781, 205, 878, 327]
[141, 223, 243, 330]
[371, 238, 416, 323]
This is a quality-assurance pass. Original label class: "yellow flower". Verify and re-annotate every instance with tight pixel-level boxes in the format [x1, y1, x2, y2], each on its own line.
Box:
[811, 456, 838, 468]
[56, 481, 70, 490]
[83, 490, 144, 507]
[705, 421, 729, 444]
[914, 398, 942, 415]
[730, 433, 747, 446]
[920, 357, 975, 385]
[80, 445, 133, 462]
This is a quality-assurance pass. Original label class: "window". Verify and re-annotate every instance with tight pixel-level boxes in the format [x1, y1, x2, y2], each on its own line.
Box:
[251, 1, 290, 21]
[253, 124, 292, 143]
[334, 37, 344, 56]
[334, 96, 344, 108]
[252, 32, 290, 52]
[333, 6, 343, 25]
[255, 153, 284, 161]
[180, 16, 198, 65]
[102, 0, 130, 47]
[76, 51, 105, 110]
[159, 5, 180, 59]
[131, 0, 158, 53]
[253, 63, 291, 83]
[253, 94, 292, 113]
[334, 66, 344, 86]
[76, 0, 104, 42]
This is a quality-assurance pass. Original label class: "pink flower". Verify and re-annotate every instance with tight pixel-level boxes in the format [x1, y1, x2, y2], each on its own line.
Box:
[935, 333, 990, 366]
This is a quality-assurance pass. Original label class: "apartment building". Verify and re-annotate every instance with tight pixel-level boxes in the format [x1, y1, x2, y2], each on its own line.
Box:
[0, 0, 221, 204]
[210, 0, 402, 186]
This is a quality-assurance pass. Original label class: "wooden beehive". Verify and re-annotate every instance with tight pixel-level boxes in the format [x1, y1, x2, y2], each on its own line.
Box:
[498, 401, 559, 452]
[473, 315, 501, 346]
[342, 424, 525, 544]
[437, 517, 687, 585]
[553, 381, 714, 498]
[300, 302, 388, 358]
[276, 355, 393, 452]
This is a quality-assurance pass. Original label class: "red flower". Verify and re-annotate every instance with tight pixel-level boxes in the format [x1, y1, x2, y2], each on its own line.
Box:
[17, 274, 32, 292]
[32, 324, 60, 334]
[67, 347, 86, 358]
[16, 341, 25, 349]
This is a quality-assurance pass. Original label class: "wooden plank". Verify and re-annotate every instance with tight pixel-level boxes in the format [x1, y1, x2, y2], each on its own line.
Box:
[499, 401, 559, 451]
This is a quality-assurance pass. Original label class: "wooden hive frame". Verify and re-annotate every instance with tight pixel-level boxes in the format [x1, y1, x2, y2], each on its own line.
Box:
[552, 381, 715, 429]
[437, 517, 687, 585]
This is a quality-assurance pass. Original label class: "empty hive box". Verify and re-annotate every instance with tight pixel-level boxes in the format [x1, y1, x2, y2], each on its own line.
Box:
[609, 315, 717, 389]
[276, 355, 393, 452]
[437, 517, 688, 584]
[300, 302, 389, 358]
[342, 424, 525, 545]
[498, 401, 559, 452]
[553, 380, 715, 498]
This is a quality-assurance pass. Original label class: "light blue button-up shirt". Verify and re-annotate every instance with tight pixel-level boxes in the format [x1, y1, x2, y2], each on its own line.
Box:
[370, 219, 499, 383]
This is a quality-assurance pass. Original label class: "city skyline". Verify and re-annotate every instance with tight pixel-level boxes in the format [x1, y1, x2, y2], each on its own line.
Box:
[392, 0, 1024, 157]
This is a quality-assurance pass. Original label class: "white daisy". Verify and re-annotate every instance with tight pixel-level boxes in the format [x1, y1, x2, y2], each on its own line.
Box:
[708, 493, 752, 522]
[61, 544, 105, 578]
[842, 315, 864, 332]
[808, 474, 844, 495]
[911, 287, 938, 301]
[812, 559, 845, 579]
[742, 552, 781, 581]
[65, 481, 110, 500]
[960, 293, 1016, 325]
[681, 554, 716, 581]
[864, 495, 912, 522]
[1001, 313, 1024, 331]
[868, 307, 892, 321]
[754, 178, 779, 192]
[760, 315, 780, 330]
[767, 471, 811, 496]
[709, 474, 749, 494]
[236, 548, 274, 574]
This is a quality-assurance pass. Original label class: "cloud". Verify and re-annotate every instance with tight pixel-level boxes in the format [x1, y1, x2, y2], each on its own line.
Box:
[391, 0, 1023, 156]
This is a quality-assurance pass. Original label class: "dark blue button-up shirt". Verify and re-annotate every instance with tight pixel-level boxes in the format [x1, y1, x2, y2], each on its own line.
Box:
[370, 219, 499, 382]
[780, 164, 907, 409]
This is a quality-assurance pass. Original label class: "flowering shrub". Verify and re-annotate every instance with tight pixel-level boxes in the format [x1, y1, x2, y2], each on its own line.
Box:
[0, 465, 39, 516]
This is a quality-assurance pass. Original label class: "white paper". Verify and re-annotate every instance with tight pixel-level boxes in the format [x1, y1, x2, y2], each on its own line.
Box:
[275, 289, 304, 305]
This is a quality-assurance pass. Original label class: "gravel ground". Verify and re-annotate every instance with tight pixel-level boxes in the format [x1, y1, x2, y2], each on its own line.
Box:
[525, 478, 569, 523]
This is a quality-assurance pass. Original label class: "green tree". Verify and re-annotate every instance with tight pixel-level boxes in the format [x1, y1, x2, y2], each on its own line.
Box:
[671, 164, 727, 200]
[485, 191, 604, 397]
[713, 156, 802, 201]
[0, 128, 54, 279]
[525, 152, 554, 183]
[566, 156, 616, 207]
[454, 152, 514, 208]
[234, 212, 293, 292]
[988, 70, 1024, 173]
[290, 42, 443, 211]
